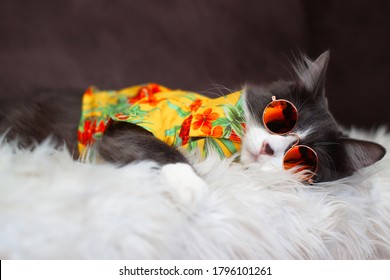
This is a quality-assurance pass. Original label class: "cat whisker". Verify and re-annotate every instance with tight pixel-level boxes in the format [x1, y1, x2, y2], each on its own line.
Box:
[212, 83, 235, 94]
[198, 89, 225, 98]
[296, 95, 311, 112]
[281, 52, 299, 82]
[205, 77, 234, 97]
[199, 84, 234, 100]
[198, 90, 237, 108]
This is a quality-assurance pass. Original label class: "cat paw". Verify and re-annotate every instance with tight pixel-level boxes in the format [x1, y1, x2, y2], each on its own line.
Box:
[161, 163, 207, 206]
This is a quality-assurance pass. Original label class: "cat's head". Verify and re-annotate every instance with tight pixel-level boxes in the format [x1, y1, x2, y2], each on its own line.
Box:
[241, 51, 386, 182]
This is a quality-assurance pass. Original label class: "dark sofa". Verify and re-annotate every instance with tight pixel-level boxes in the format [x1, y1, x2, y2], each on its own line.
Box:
[1, 0, 389, 128]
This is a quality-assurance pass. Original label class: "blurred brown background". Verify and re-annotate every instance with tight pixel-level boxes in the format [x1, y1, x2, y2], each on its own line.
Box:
[0, 0, 389, 128]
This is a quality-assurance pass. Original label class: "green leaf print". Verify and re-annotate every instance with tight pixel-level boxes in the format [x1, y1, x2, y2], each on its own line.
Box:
[224, 105, 245, 123]
[222, 125, 232, 138]
[182, 92, 198, 102]
[165, 125, 181, 137]
[219, 96, 245, 137]
[204, 138, 225, 158]
[187, 140, 198, 153]
[218, 138, 238, 154]
[127, 105, 149, 117]
[166, 101, 191, 118]
[103, 96, 130, 118]
[212, 117, 231, 127]
[231, 121, 244, 138]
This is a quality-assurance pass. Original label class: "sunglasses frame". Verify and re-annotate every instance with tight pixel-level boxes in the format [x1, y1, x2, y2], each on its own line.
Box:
[262, 95, 299, 136]
[262, 96, 319, 183]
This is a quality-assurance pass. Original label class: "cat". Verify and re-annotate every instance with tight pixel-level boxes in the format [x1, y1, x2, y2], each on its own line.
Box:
[241, 51, 386, 182]
[0, 51, 386, 189]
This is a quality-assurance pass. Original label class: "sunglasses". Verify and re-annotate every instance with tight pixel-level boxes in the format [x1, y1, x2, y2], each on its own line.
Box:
[262, 96, 318, 183]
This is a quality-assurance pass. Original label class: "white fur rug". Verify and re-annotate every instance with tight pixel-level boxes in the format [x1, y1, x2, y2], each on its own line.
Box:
[1, 128, 390, 259]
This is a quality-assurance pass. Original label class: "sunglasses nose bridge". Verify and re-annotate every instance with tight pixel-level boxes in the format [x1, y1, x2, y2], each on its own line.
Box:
[289, 133, 301, 146]
[263, 97, 318, 183]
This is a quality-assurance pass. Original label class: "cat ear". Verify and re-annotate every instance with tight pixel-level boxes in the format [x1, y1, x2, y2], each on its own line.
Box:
[297, 51, 330, 94]
[340, 137, 386, 171]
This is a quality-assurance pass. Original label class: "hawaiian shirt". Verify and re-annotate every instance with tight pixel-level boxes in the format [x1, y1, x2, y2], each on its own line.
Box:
[78, 83, 245, 159]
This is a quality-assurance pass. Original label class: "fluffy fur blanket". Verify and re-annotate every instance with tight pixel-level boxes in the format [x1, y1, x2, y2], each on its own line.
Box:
[0, 128, 389, 259]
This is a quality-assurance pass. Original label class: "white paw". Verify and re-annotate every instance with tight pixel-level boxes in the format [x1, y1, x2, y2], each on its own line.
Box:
[161, 163, 207, 205]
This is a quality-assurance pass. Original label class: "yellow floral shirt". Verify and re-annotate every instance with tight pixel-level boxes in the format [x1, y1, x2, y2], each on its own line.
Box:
[78, 83, 245, 159]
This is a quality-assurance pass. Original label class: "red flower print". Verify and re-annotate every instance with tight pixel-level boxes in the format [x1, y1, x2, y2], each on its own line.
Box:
[229, 123, 245, 142]
[114, 113, 130, 120]
[84, 86, 94, 96]
[179, 115, 193, 146]
[229, 129, 241, 142]
[241, 122, 246, 131]
[128, 83, 165, 106]
[211, 126, 223, 137]
[189, 99, 202, 112]
[78, 119, 107, 146]
[192, 108, 220, 135]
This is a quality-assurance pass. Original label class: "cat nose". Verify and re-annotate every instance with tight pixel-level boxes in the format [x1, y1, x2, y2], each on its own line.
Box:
[260, 141, 274, 156]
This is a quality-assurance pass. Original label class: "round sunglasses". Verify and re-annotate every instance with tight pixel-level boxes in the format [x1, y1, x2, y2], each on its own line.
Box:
[262, 96, 318, 183]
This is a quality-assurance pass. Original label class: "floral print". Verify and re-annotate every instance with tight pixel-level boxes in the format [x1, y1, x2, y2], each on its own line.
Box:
[78, 83, 245, 159]
[114, 113, 130, 120]
[189, 99, 203, 112]
[77, 119, 106, 146]
[128, 83, 165, 106]
[211, 126, 223, 137]
[192, 108, 220, 135]
[178, 115, 193, 146]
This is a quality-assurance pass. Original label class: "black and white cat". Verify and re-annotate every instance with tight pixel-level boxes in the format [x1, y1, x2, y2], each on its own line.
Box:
[241, 51, 385, 182]
[0, 51, 386, 190]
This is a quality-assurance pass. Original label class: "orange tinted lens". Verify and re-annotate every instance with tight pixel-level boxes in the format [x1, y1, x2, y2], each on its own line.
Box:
[263, 100, 298, 134]
[283, 145, 318, 178]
